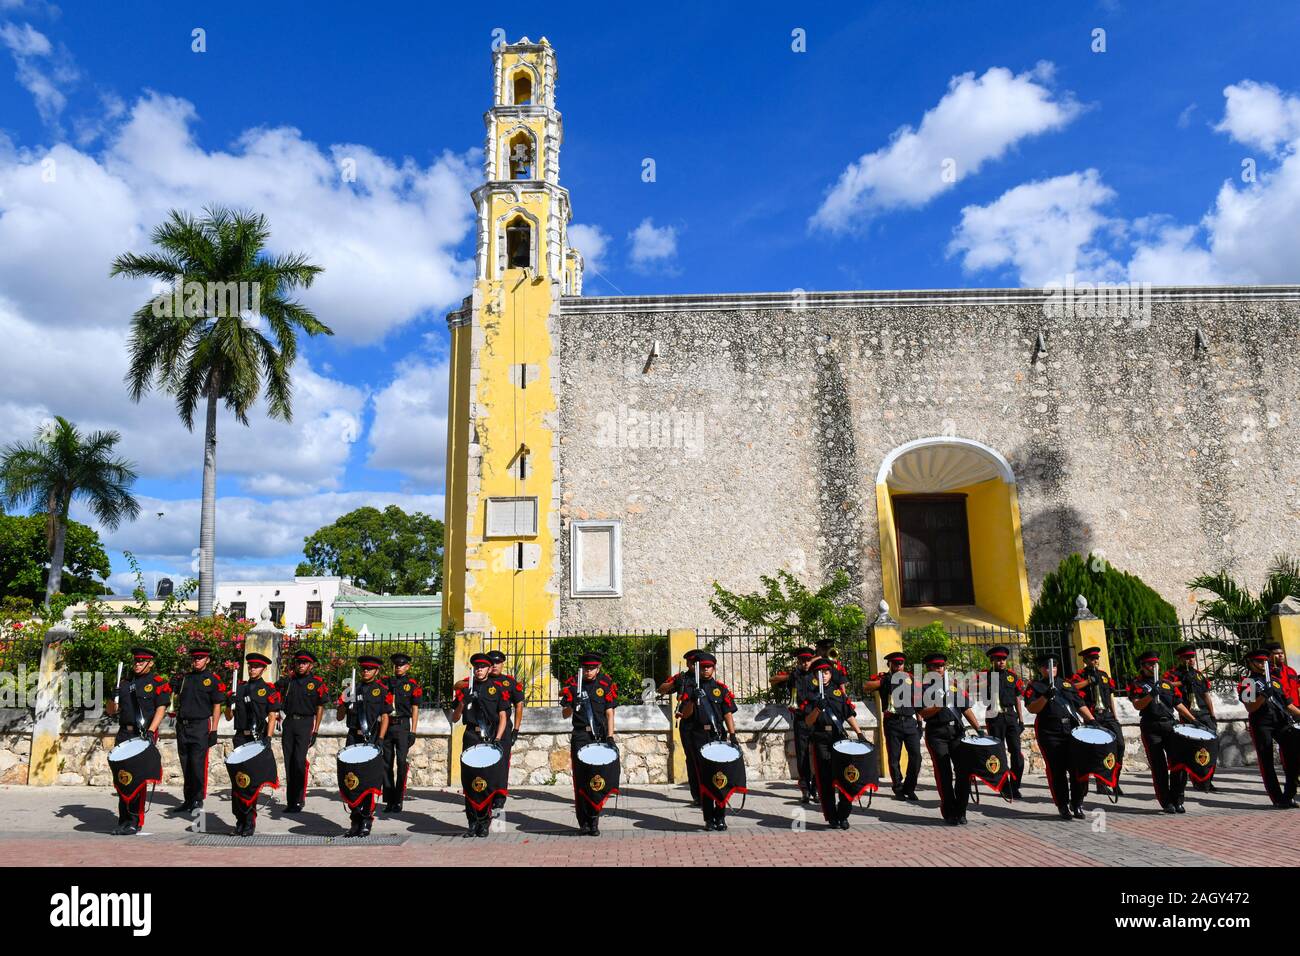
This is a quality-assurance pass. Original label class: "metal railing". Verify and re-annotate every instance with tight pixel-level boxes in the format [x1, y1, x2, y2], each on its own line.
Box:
[946, 624, 1070, 676]
[1105, 620, 1270, 695]
[696, 629, 873, 704]
[281, 632, 450, 706]
[481, 630, 670, 707]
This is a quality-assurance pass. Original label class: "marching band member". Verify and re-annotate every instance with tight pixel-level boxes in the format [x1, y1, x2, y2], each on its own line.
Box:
[800, 658, 868, 829]
[660, 649, 703, 807]
[676, 652, 739, 831]
[487, 649, 525, 814]
[381, 653, 422, 813]
[1165, 645, 1219, 793]
[170, 646, 226, 815]
[919, 652, 983, 826]
[1024, 654, 1094, 821]
[984, 646, 1027, 800]
[1239, 649, 1300, 808]
[335, 655, 392, 837]
[1070, 647, 1124, 797]
[451, 653, 511, 837]
[104, 648, 170, 835]
[225, 652, 280, 836]
[274, 651, 329, 813]
[1128, 651, 1197, 814]
[771, 647, 817, 803]
[1266, 642, 1300, 708]
[560, 651, 619, 835]
[863, 651, 921, 801]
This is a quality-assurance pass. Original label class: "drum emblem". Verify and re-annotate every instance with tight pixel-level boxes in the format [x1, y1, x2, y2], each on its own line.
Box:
[590, 775, 606, 792]
[144, 684, 153, 692]
[1103, 753, 1116, 770]
[984, 755, 1001, 775]
[403, 683, 411, 692]
[203, 678, 212, 686]
[712, 771, 728, 790]
[257, 688, 266, 697]
[116, 769, 132, 787]
[307, 682, 315, 690]
[844, 766, 860, 784]
[343, 772, 359, 791]
[1195, 748, 1211, 767]
[235, 771, 251, 789]
[472, 776, 488, 793]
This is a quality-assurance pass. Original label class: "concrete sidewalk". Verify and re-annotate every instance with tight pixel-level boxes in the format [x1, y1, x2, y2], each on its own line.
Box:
[1, 769, 1295, 866]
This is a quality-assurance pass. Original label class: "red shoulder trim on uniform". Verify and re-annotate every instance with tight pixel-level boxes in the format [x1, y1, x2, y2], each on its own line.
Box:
[385, 692, 395, 705]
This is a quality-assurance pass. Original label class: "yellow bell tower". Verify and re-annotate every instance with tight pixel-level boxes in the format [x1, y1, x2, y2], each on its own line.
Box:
[443, 37, 582, 633]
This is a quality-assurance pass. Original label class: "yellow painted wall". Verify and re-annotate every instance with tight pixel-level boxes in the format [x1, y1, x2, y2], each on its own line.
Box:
[950, 478, 1032, 628]
[442, 319, 471, 632]
[875, 483, 901, 616]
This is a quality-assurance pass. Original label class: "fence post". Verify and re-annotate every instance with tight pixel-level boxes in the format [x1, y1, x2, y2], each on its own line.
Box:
[245, 609, 282, 684]
[1269, 601, 1300, 675]
[867, 601, 902, 778]
[1069, 595, 1110, 674]
[29, 609, 74, 787]
[447, 630, 483, 787]
[667, 628, 696, 784]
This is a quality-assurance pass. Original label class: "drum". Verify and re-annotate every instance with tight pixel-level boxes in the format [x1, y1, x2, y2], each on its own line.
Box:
[461, 742, 508, 812]
[337, 743, 384, 808]
[697, 740, 747, 806]
[1167, 724, 1218, 782]
[1069, 725, 1121, 787]
[955, 735, 1012, 792]
[226, 740, 279, 806]
[108, 737, 162, 802]
[829, 738, 878, 800]
[573, 742, 621, 810]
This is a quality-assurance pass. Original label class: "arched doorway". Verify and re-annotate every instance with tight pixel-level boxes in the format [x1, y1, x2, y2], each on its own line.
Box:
[875, 437, 1031, 629]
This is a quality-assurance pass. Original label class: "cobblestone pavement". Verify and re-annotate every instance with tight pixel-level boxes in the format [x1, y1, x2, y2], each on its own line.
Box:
[1, 769, 1294, 866]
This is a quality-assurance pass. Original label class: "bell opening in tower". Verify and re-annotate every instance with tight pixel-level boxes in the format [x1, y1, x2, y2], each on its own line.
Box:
[506, 217, 531, 269]
[513, 72, 533, 105]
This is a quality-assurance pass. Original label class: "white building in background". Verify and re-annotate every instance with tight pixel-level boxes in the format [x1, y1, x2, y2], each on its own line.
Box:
[214, 576, 375, 630]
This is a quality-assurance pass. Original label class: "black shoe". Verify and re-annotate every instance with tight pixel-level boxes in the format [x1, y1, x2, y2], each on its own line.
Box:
[704, 820, 718, 831]
[891, 792, 906, 801]
[170, 802, 192, 815]
[1204, 783, 1218, 794]
[233, 821, 246, 836]
[839, 818, 851, 829]
[110, 823, 127, 836]
[1162, 803, 1178, 814]
[1071, 808, 1085, 820]
[1059, 810, 1073, 821]
[344, 821, 363, 838]
[904, 792, 919, 802]
[577, 821, 591, 835]
[958, 815, 968, 825]
[716, 820, 728, 831]
[1174, 804, 1186, 814]
[243, 825, 255, 838]
[589, 823, 600, 836]
[945, 816, 961, 826]
[1274, 799, 1300, 809]
[390, 802, 403, 813]
[463, 824, 478, 838]
[801, 793, 814, 805]
[118, 824, 139, 836]
[476, 820, 490, 837]
[358, 820, 372, 838]
[283, 803, 303, 814]
[688, 799, 701, 808]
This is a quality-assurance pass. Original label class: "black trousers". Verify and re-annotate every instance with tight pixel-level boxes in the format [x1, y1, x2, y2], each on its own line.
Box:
[280, 715, 314, 806]
[114, 730, 150, 827]
[1037, 720, 1087, 813]
[1248, 720, 1300, 805]
[382, 719, 412, 804]
[883, 714, 922, 796]
[1139, 719, 1187, 808]
[175, 718, 211, 807]
[924, 724, 970, 821]
[790, 713, 814, 795]
[683, 726, 725, 824]
[679, 720, 701, 803]
[810, 735, 852, 823]
[492, 723, 514, 810]
[230, 732, 265, 827]
[986, 714, 1024, 791]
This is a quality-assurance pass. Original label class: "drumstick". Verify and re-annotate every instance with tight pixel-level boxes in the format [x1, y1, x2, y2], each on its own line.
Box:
[116, 661, 123, 687]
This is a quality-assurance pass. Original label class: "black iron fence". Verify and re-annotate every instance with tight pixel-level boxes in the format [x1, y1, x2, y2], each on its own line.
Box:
[481, 630, 669, 707]
[946, 624, 1071, 676]
[0, 631, 42, 678]
[696, 629, 873, 704]
[281, 632, 451, 706]
[1105, 620, 1270, 695]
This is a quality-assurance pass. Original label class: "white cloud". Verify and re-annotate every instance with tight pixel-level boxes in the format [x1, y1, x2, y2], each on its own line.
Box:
[0, 21, 77, 131]
[811, 63, 1082, 231]
[366, 357, 448, 488]
[79, 491, 444, 567]
[1214, 80, 1300, 156]
[627, 217, 677, 270]
[567, 223, 609, 273]
[947, 169, 1123, 286]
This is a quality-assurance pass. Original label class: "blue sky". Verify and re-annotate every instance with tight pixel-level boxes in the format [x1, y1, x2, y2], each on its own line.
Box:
[1, 1, 1297, 594]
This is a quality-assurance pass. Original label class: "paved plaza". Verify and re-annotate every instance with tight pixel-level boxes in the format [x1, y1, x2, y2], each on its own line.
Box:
[1, 768, 1295, 866]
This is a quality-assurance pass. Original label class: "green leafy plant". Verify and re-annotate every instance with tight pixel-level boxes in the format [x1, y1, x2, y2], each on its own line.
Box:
[1188, 556, 1300, 632]
[550, 634, 669, 704]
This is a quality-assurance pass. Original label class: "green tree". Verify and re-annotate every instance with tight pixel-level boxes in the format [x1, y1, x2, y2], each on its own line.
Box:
[1187, 556, 1300, 629]
[295, 505, 444, 593]
[0, 514, 112, 601]
[0, 417, 137, 604]
[708, 568, 865, 638]
[113, 207, 331, 617]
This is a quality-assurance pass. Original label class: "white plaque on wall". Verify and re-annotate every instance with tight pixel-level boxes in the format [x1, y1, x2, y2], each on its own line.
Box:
[485, 496, 539, 538]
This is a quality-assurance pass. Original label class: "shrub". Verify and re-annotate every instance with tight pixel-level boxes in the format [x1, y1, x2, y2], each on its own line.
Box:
[550, 635, 669, 704]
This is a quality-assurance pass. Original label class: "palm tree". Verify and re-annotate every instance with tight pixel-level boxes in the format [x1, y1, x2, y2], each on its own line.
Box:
[1188, 557, 1300, 628]
[111, 207, 331, 617]
[0, 416, 140, 604]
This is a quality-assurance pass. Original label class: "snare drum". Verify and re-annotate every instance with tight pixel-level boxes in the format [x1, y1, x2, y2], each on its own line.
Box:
[226, 740, 279, 806]
[955, 735, 1012, 791]
[573, 742, 621, 810]
[1167, 724, 1218, 782]
[461, 742, 508, 812]
[1069, 725, 1120, 787]
[697, 740, 747, 806]
[829, 738, 878, 800]
[108, 737, 162, 802]
[337, 743, 384, 808]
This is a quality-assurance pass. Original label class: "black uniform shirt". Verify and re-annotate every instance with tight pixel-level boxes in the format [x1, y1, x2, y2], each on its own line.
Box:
[1127, 675, 1182, 724]
[497, 672, 525, 728]
[874, 670, 920, 717]
[680, 676, 737, 732]
[385, 674, 423, 719]
[987, 668, 1026, 712]
[173, 667, 227, 719]
[339, 679, 394, 736]
[798, 673, 856, 736]
[560, 673, 619, 732]
[1238, 673, 1292, 729]
[1071, 665, 1117, 715]
[455, 676, 513, 735]
[229, 676, 282, 734]
[115, 671, 171, 733]
[1024, 676, 1086, 727]
[921, 674, 970, 729]
[774, 668, 818, 707]
[275, 671, 331, 716]
[1165, 666, 1209, 714]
